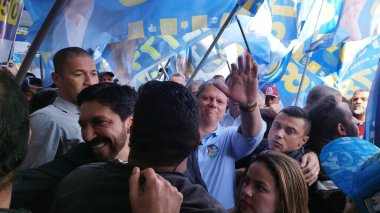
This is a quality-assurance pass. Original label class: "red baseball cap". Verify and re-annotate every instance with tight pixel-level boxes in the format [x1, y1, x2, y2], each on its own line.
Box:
[261, 86, 279, 97]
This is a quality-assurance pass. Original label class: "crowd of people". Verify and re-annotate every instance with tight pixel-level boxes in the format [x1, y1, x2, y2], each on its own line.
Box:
[0, 46, 374, 213]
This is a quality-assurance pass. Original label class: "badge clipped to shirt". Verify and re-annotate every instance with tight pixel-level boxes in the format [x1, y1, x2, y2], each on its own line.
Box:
[207, 144, 219, 158]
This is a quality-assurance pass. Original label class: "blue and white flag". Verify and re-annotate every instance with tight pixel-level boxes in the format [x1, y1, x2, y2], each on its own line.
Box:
[25, 0, 250, 52]
[338, 35, 380, 98]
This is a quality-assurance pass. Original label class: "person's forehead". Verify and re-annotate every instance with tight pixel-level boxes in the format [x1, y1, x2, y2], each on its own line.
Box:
[79, 101, 115, 117]
[200, 85, 226, 97]
[353, 91, 369, 97]
[274, 112, 305, 128]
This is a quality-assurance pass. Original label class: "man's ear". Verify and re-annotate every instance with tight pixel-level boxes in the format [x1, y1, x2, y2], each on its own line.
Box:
[51, 71, 59, 85]
[124, 115, 133, 134]
[302, 135, 309, 145]
[337, 123, 347, 136]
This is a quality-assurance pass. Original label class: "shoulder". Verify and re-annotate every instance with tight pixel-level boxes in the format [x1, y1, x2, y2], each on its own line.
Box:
[160, 173, 226, 212]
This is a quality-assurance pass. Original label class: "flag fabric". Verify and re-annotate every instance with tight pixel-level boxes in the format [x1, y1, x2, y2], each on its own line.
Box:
[260, 43, 342, 106]
[0, 0, 23, 63]
[338, 35, 380, 98]
[334, 0, 380, 43]
[24, 0, 247, 52]
[365, 60, 380, 146]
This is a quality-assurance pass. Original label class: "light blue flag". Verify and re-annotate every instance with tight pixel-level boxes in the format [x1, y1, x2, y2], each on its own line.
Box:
[334, 0, 380, 44]
[25, 0, 247, 53]
[269, 0, 301, 45]
[297, 0, 344, 53]
[365, 60, 380, 146]
[338, 35, 380, 98]
[260, 43, 342, 106]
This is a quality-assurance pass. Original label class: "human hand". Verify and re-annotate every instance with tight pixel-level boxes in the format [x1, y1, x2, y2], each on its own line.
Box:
[214, 51, 258, 108]
[129, 167, 183, 213]
[300, 152, 320, 186]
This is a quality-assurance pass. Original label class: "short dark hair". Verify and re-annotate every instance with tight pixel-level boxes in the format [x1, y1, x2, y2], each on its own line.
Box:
[0, 71, 29, 185]
[129, 81, 199, 167]
[304, 85, 342, 112]
[30, 88, 58, 113]
[77, 83, 137, 121]
[53, 47, 92, 74]
[280, 106, 311, 135]
[307, 95, 352, 153]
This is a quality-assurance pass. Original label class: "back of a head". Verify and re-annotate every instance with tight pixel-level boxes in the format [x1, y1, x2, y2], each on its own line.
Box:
[77, 83, 137, 121]
[280, 106, 311, 135]
[0, 72, 29, 181]
[252, 151, 309, 213]
[307, 95, 345, 153]
[53, 47, 92, 74]
[129, 81, 199, 167]
[304, 85, 342, 112]
[30, 88, 58, 113]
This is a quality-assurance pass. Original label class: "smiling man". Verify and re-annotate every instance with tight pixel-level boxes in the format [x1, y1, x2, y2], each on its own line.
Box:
[77, 83, 134, 161]
[20, 47, 99, 169]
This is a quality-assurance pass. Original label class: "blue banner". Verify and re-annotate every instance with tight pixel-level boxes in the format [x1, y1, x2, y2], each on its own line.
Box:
[260, 43, 342, 106]
[339, 35, 380, 98]
[25, 0, 249, 52]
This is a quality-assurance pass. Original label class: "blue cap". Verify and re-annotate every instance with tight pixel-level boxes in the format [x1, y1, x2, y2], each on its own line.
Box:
[321, 137, 380, 213]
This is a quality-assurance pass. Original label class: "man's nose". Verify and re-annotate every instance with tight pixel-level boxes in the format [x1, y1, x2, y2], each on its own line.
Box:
[82, 125, 96, 143]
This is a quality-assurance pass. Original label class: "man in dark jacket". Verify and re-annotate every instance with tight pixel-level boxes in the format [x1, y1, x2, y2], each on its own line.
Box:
[49, 81, 225, 213]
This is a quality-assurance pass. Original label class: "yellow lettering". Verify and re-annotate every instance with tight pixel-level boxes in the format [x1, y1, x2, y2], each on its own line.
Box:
[281, 62, 309, 93]
[119, 0, 146, 7]
[192, 16, 207, 31]
[340, 79, 361, 98]
[161, 35, 180, 49]
[352, 68, 374, 89]
[307, 61, 321, 74]
[0, 0, 22, 26]
[140, 37, 161, 60]
[132, 51, 141, 71]
[272, 22, 286, 40]
[270, 0, 296, 17]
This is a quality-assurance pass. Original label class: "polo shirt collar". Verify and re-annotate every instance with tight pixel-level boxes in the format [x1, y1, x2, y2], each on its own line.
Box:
[54, 97, 79, 114]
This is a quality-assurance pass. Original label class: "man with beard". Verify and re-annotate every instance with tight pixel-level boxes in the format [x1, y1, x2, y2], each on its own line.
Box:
[11, 83, 137, 212]
[49, 81, 225, 213]
[350, 89, 369, 138]
[307, 95, 359, 213]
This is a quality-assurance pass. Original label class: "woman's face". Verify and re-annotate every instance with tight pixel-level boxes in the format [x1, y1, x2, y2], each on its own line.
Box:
[238, 162, 279, 213]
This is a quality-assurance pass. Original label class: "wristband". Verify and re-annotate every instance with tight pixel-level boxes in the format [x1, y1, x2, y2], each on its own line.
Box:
[239, 102, 258, 112]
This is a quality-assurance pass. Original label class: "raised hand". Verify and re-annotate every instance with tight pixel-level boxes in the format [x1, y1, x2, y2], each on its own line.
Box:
[214, 51, 258, 108]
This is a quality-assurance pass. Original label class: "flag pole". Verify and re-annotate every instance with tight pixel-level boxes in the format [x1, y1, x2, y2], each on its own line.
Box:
[16, 0, 68, 85]
[186, 0, 246, 87]
[235, 16, 251, 54]
[294, 0, 325, 106]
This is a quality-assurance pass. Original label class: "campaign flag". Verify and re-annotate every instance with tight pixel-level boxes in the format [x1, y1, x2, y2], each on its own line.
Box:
[24, 0, 251, 53]
[296, 0, 344, 53]
[260, 43, 342, 106]
[365, 59, 380, 146]
[0, 0, 24, 63]
[338, 35, 380, 98]
[334, 0, 380, 44]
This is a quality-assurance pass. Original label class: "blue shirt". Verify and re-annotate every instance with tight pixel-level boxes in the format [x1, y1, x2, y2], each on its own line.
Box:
[197, 121, 266, 209]
[19, 97, 84, 169]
